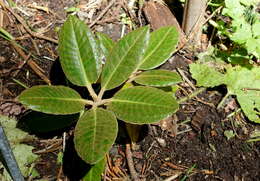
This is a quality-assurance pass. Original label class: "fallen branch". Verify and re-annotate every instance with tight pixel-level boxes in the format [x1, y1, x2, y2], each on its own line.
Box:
[126, 143, 139, 181]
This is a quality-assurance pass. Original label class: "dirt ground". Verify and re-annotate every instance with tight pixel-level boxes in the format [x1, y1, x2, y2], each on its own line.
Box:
[0, 0, 259, 180]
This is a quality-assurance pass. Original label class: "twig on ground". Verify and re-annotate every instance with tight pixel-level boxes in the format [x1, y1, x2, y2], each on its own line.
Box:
[194, 96, 215, 108]
[12, 52, 31, 77]
[34, 141, 62, 154]
[177, 68, 196, 90]
[30, 37, 41, 55]
[176, 128, 193, 135]
[203, 6, 223, 26]
[106, 154, 120, 179]
[163, 171, 182, 181]
[88, 0, 116, 28]
[177, 69, 215, 107]
[126, 143, 139, 181]
[0, 2, 58, 44]
[10, 40, 51, 85]
[178, 88, 205, 104]
[217, 92, 230, 109]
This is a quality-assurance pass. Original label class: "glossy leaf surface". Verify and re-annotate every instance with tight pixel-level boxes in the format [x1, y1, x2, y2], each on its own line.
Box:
[18, 86, 85, 114]
[96, 32, 115, 58]
[134, 69, 182, 87]
[58, 16, 102, 85]
[83, 158, 105, 181]
[74, 108, 118, 164]
[140, 26, 178, 70]
[109, 86, 179, 124]
[101, 26, 149, 90]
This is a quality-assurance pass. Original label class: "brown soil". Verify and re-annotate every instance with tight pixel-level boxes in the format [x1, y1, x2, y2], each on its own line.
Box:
[0, 0, 259, 181]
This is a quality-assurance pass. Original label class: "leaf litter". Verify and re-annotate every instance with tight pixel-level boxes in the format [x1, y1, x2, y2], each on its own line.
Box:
[0, 0, 259, 180]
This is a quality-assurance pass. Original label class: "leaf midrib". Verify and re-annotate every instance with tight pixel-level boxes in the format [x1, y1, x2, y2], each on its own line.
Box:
[91, 108, 97, 162]
[71, 20, 89, 86]
[25, 97, 85, 103]
[140, 28, 173, 66]
[112, 99, 173, 108]
[102, 28, 147, 90]
[137, 74, 177, 79]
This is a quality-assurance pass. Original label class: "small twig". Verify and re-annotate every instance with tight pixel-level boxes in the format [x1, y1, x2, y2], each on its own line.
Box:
[176, 128, 193, 135]
[163, 171, 182, 181]
[217, 92, 230, 109]
[178, 88, 206, 104]
[0, 2, 58, 44]
[203, 6, 223, 26]
[242, 88, 260, 91]
[12, 52, 31, 77]
[30, 37, 40, 55]
[227, 108, 242, 118]
[177, 68, 196, 90]
[89, 0, 117, 28]
[34, 141, 62, 154]
[10, 40, 51, 85]
[194, 96, 215, 108]
[126, 143, 139, 181]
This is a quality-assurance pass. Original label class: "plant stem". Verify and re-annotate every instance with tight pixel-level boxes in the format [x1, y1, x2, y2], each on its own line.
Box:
[99, 98, 113, 105]
[86, 84, 98, 101]
[217, 92, 230, 109]
[97, 87, 106, 101]
[177, 88, 205, 104]
[82, 99, 94, 105]
[227, 108, 241, 118]
[126, 70, 141, 84]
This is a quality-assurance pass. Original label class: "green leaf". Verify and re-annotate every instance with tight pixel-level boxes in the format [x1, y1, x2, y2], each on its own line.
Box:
[252, 21, 260, 37]
[96, 32, 115, 58]
[231, 21, 252, 44]
[190, 63, 260, 123]
[224, 130, 235, 140]
[237, 92, 260, 123]
[189, 63, 225, 87]
[139, 26, 179, 70]
[109, 86, 179, 124]
[58, 16, 102, 85]
[18, 85, 86, 114]
[246, 37, 260, 58]
[223, 0, 244, 19]
[225, 66, 260, 123]
[65, 7, 80, 13]
[101, 26, 149, 90]
[134, 69, 182, 87]
[83, 158, 105, 181]
[74, 108, 118, 164]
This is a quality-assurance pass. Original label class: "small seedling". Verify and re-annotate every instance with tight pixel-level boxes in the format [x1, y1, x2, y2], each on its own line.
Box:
[18, 16, 181, 177]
